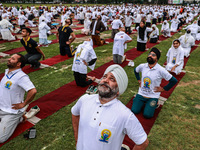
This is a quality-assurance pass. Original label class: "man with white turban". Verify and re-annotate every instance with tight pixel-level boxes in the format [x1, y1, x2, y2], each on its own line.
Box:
[166, 39, 185, 75]
[179, 29, 195, 57]
[71, 64, 149, 150]
[132, 47, 177, 119]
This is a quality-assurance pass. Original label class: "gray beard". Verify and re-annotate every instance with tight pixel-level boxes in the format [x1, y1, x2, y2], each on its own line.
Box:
[98, 83, 119, 100]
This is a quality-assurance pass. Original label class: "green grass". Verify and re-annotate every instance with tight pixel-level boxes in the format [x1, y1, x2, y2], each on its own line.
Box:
[0, 11, 200, 150]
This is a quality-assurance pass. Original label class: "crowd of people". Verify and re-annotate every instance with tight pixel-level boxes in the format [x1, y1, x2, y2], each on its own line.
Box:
[0, 3, 200, 149]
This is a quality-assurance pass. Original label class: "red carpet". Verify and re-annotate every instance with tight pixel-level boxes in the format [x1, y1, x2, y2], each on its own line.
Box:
[0, 18, 199, 147]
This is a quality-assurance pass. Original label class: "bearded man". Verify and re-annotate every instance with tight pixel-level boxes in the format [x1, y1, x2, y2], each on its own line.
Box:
[71, 64, 149, 150]
[131, 47, 177, 119]
[0, 54, 37, 143]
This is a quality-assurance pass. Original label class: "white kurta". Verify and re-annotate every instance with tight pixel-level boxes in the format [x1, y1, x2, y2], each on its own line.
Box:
[81, 19, 91, 35]
[39, 22, 51, 39]
[0, 19, 15, 41]
[161, 21, 171, 37]
[170, 18, 180, 32]
[166, 46, 185, 75]
[179, 33, 195, 57]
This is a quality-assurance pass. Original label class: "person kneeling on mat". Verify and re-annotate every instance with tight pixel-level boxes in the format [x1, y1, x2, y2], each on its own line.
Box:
[131, 47, 178, 119]
[72, 38, 97, 87]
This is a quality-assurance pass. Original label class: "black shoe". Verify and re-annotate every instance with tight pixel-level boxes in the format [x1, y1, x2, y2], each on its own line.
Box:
[34, 62, 41, 69]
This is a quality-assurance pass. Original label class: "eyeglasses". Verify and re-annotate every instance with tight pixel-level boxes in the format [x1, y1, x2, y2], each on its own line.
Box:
[148, 53, 156, 57]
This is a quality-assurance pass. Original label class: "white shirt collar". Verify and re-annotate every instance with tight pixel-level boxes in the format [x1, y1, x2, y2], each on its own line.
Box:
[96, 96, 118, 107]
[145, 63, 159, 70]
[6, 68, 21, 75]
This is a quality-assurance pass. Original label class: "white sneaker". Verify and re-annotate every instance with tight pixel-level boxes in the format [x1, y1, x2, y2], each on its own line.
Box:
[128, 61, 132, 66]
[25, 105, 40, 119]
[131, 61, 134, 67]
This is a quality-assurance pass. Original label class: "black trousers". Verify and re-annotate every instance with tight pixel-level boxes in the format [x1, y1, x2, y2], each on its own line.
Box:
[125, 26, 131, 34]
[158, 18, 162, 23]
[137, 42, 146, 51]
[150, 38, 158, 43]
[24, 53, 41, 67]
[59, 45, 76, 57]
[73, 72, 93, 87]
[152, 18, 157, 24]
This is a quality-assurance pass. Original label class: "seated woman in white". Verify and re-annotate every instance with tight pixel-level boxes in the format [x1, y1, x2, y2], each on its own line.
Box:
[149, 24, 159, 43]
[179, 29, 195, 57]
[185, 21, 200, 40]
[81, 17, 91, 35]
[170, 16, 180, 32]
[166, 39, 185, 75]
[161, 20, 171, 37]
[0, 17, 16, 41]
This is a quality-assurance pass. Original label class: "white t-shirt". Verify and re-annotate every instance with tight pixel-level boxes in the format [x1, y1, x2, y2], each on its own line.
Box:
[124, 15, 133, 27]
[136, 63, 172, 98]
[71, 94, 147, 150]
[146, 14, 152, 23]
[111, 19, 124, 29]
[113, 31, 132, 56]
[72, 41, 97, 74]
[0, 68, 35, 114]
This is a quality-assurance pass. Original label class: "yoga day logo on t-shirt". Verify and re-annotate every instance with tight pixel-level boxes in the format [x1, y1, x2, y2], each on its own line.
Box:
[143, 77, 151, 89]
[172, 57, 176, 64]
[5, 81, 12, 89]
[75, 48, 83, 64]
[99, 129, 112, 143]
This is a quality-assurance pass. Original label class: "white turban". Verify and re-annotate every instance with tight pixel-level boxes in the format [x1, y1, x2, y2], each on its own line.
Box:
[104, 64, 128, 95]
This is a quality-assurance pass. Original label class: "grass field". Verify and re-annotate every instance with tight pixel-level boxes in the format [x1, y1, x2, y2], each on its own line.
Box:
[0, 5, 200, 150]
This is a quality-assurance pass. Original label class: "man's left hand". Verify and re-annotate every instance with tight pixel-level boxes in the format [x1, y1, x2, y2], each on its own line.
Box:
[12, 102, 26, 110]
[154, 86, 165, 92]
